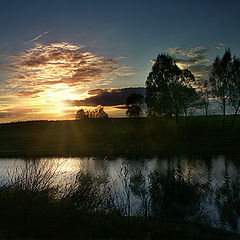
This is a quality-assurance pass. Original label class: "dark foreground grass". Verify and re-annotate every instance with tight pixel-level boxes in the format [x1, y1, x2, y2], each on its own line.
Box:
[0, 217, 239, 240]
[0, 115, 240, 158]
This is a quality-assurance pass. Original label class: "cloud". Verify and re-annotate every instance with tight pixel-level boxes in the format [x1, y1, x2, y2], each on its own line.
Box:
[0, 97, 13, 102]
[114, 57, 127, 60]
[168, 44, 227, 81]
[168, 47, 188, 56]
[25, 31, 51, 44]
[17, 90, 44, 97]
[2, 42, 136, 122]
[88, 89, 105, 95]
[216, 43, 225, 49]
[168, 46, 212, 82]
[0, 108, 35, 119]
[0, 111, 11, 118]
[65, 87, 145, 107]
[8, 42, 134, 94]
[187, 64, 212, 78]
[169, 46, 210, 66]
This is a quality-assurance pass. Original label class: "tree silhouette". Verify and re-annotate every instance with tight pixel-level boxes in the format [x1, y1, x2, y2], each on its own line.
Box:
[178, 85, 202, 127]
[197, 80, 210, 116]
[126, 93, 144, 117]
[210, 49, 234, 128]
[94, 106, 109, 118]
[149, 169, 204, 221]
[145, 54, 199, 123]
[230, 57, 240, 128]
[76, 106, 108, 119]
[76, 109, 87, 119]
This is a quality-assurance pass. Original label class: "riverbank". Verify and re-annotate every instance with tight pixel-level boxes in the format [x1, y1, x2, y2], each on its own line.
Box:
[0, 115, 240, 158]
[0, 218, 239, 240]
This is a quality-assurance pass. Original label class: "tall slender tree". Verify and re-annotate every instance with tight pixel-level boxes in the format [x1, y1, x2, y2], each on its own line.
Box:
[230, 57, 240, 128]
[201, 80, 210, 116]
[210, 49, 234, 128]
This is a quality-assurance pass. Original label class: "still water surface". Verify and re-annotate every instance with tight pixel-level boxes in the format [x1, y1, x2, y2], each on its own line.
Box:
[1, 156, 239, 186]
[0, 156, 240, 231]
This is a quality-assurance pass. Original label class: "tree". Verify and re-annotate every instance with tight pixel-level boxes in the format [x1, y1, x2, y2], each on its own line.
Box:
[145, 54, 199, 124]
[197, 80, 210, 116]
[229, 57, 240, 128]
[203, 80, 210, 116]
[126, 93, 144, 117]
[94, 106, 109, 118]
[76, 109, 87, 119]
[76, 106, 109, 119]
[178, 84, 203, 127]
[210, 49, 234, 128]
[149, 169, 204, 221]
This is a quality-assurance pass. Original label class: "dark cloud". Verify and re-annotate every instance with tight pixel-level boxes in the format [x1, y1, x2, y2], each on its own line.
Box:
[18, 90, 44, 97]
[88, 89, 104, 95]
[188, 64, 212, 79]
[66, 87, 145, 107]
[0, 112, 12, 118]
[168, 46, 213, 83]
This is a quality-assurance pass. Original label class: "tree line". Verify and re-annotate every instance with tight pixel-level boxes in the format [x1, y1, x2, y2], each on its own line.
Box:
[126, 49, 240, 128]
[75, 49, 240, 128]
[76, 106, 109, 119]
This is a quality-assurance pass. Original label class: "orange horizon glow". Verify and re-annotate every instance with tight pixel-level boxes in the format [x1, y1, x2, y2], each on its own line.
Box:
[0, 42, 134, 123]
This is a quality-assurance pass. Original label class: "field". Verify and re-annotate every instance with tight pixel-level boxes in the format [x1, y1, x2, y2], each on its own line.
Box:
[0, 115, 240, 158]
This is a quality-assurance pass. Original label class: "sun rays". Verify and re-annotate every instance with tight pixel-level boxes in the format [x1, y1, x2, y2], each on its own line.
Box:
[0, 42, 135, 121]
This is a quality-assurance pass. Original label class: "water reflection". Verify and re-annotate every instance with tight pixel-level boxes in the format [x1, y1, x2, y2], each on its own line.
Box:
[1, 156, 240, 191]
[0, 155, 240, 231]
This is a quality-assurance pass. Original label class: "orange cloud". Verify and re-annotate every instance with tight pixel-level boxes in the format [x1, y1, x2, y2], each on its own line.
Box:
[1, 42, 135, 122]
[18, 90, 44, 97]
[9, 42, 134, 91]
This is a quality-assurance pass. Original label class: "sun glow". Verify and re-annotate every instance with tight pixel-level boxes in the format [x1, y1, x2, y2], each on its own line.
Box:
[1, 41, 134, 122]
[37, 88, 84, 113]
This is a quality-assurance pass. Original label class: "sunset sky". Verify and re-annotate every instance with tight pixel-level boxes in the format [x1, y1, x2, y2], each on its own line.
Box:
[0, 0, 240, 122]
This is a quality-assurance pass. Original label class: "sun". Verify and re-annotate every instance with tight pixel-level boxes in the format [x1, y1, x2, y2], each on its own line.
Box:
[33, 86, 80, 114]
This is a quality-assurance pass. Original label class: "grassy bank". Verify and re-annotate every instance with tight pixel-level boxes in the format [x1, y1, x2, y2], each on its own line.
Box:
[0, 115, 240, 158]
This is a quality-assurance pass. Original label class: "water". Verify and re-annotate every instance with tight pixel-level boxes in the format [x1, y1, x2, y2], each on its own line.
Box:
[1, 155, 240, 231]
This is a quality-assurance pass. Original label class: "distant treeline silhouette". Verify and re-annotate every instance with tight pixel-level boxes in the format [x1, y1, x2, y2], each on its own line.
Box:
[76, 106, 109, 119]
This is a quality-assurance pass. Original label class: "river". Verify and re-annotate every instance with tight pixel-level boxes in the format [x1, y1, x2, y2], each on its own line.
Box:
[0, 155, 240, 231]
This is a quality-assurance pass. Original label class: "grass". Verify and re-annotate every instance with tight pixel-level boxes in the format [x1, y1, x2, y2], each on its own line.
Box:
[0, 115, 240, 158]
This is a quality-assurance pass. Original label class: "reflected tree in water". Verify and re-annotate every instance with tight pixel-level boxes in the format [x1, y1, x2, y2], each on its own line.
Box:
[216, 158, 240, 231]
[130, 172, 150, 218]
[149, 166, 207, 222]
